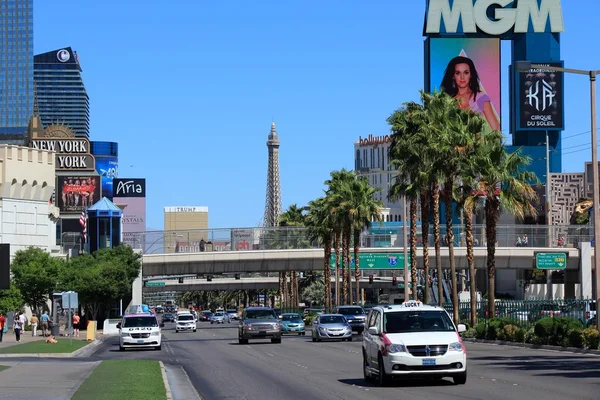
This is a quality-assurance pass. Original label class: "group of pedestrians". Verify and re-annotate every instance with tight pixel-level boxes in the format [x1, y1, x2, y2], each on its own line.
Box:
[0, 311, 53, 342]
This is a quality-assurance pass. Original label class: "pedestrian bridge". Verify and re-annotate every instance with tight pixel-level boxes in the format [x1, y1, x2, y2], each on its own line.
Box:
[141, 246, 584, 277]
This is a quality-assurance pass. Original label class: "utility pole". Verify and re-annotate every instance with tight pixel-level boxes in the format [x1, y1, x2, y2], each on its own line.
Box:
[402, 194, 409, 301]
[546, 130, 553, 300]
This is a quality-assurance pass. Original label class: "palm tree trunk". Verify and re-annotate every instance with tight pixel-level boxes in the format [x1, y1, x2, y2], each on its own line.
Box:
[345, 226, 353, 305]
[353, 228, 361, 306]
[465, 206, 477, 327]
[324, 233, 332, 311]
[485, 197, 500, 318]
[445, 180, 459, 325]
[282, 271, 288, 310]
[410, 197, 418, 301]
[420, 190, 431, 304]
[334, 230, 341, 307]
[432, 186, 443, 305]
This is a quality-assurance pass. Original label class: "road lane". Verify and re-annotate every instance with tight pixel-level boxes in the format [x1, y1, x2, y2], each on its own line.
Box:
[91, 322, 600, 400]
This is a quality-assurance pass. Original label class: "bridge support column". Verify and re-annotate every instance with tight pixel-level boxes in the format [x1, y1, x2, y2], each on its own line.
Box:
[579, 242, 593, 299]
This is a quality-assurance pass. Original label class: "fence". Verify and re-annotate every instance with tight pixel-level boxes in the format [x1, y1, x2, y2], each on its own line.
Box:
[134, 224, 591, 255]
[441, 298, 596, 329]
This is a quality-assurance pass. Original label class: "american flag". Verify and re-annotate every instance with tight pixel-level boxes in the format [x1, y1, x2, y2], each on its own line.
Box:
[79, 209, 87, 242]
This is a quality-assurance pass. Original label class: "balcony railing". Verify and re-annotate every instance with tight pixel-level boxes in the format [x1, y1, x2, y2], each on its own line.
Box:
[133, 224, 592, 255]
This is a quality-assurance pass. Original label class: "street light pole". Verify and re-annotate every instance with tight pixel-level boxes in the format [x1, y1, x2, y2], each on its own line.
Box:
[515, 62, 600, 331]
[402, 194, 409, 301]
[546, 130, 553, 300]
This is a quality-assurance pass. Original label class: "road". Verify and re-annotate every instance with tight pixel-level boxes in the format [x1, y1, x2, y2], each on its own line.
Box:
[91, 322, 600, 400]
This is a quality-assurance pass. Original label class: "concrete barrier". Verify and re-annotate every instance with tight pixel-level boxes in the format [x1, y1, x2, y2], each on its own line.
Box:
[103, 318, 122, 335]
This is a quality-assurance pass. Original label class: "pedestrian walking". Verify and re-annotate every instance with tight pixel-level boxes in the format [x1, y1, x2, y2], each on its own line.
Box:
[30, 313, 38, 337]
[40, 311, 50, 337]
[14, 312, 23, 343]
[0, 312, 5, 342]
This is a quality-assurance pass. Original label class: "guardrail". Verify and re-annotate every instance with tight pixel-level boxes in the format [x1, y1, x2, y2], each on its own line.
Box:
[131, 224, 591, 255]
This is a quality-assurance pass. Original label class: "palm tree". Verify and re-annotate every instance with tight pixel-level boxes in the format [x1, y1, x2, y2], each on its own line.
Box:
[388, 101, 429, 301]
[346, 177, 384, 305]
[474, 129, 538, 317]
[306, 197, 334, 311]
[279, 204, 308, 310]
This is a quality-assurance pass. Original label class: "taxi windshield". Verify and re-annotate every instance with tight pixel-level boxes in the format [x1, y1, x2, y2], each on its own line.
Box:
[123, 316, 158, 328]
[383, 311, 455, 333]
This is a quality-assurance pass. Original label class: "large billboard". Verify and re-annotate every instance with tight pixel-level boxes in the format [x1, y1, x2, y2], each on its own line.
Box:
[231, 229, 255, 251]
[516, 62, 564, 131]
[57, 176, 100, 213]
[427, 38, 501, 131]
[95, 156, 118, 200]
[113, 178, 146, 249]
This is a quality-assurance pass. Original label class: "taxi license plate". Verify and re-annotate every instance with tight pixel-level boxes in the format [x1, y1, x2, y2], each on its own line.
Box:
[137, 340, 144, 344]
[422, 359, 436, 366]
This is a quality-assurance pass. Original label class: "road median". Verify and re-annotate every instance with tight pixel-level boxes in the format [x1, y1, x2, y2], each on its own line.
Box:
[463, 337, 600, 355]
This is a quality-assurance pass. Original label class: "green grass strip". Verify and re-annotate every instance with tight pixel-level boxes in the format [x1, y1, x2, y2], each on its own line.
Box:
[72, 360, 166, 400]
[0, 338, 89, 354]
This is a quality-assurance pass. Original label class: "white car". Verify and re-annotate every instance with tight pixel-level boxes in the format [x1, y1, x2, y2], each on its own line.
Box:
[362, 301, 467, 386]
[118, 313, 162, 351]
[176, 312, 197, 333]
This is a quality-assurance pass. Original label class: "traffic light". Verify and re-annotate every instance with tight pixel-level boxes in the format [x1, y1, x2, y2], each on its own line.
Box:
[392, 276, 397, 286]
[369, 275, 374, 284]
[207, 275, 213, 282]
[178, 278, 184, 284]
[235, 274, 240, 280]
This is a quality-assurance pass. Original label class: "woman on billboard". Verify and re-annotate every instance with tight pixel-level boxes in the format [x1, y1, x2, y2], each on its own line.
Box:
[441, 56, 501, 131]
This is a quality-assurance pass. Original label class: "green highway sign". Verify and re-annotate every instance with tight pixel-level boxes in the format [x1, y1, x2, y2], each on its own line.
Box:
[535, 253, 567, 270]
[330, 253, 411, 270]
[145, 281, 166, 287]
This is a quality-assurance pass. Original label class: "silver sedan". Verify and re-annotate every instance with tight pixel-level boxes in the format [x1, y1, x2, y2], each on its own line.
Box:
[312, 314, 353, 342]
[210, 311, 231, 324]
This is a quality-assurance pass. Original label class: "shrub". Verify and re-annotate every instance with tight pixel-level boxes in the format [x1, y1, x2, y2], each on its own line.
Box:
[534, 317, 583, 346]
[461, 328, 477, 339]
[581, 328, 600, 349]
[304, 315, 316, 325]
[514, 327, 526, 343]
[568, 329, 584, 348]
[502, 324, 519, 342]
[525, 327, 544, 345]
[534, 317, 555, 340]
[486, 318, 514, 340]
[474, 322, 486, 339]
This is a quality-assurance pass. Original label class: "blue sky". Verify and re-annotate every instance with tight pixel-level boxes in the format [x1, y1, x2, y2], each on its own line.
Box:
[35, 1, 600, 230]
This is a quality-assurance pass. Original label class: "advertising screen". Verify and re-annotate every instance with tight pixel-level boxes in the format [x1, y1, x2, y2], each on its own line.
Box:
[113, 178, 146, 249]
[517, 62, 564, 131]
[95, 156, 118, 200]
[57, 176, 101, 213]
[427, 38, 501, 131]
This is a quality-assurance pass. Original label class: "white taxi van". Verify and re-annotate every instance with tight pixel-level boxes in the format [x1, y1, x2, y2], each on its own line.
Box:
[117, 313, 163, 351]
[362, 301, 467, 385]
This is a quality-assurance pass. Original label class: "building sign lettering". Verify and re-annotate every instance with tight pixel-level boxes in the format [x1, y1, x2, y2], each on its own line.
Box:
[31, 138, 95, 171]
[358, 134, 391, 148]
[517, 62, 564, 131]
[113, 178, 146, 198]
[425, 0, 564, 35]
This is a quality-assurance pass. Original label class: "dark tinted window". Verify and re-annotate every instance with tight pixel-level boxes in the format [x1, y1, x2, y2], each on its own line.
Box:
[282, 314, 302, 322]
[123, 316, 158, 328]
[337, 307, 364, 315]
[245, 309, 277, 319]
[383, 311, 455, 333]
[320, 315, 346, 324]
[178, 315, 194, 321]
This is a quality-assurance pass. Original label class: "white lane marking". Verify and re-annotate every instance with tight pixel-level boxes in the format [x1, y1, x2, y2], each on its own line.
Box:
[265, 352, 274, 357]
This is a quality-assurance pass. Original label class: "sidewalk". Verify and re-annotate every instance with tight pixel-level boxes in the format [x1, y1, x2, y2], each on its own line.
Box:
[0, 360, 99, 400]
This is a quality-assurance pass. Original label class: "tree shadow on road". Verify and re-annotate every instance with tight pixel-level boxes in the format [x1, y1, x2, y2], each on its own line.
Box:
[469, 355, 600, 379]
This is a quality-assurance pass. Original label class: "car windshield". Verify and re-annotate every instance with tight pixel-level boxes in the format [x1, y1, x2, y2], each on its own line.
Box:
[320, 316, 345, 324]
[245, 309, 276, 319]
[338, 307, 364, 315]
[164, 314, 173, 318]
[227, 310, 237, 313]
[384, 311, 455, 333]
[214, 312, 224, 316]
[179, 315, 194, 321]
[282, 314, 302, 322]
[123, 316, 158, 328]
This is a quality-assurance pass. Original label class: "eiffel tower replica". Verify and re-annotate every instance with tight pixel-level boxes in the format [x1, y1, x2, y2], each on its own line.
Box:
[262, 122, 282, 228]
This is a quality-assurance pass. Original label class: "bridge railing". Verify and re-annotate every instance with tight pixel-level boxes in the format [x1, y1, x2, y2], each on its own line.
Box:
[134, 224, 591, 255]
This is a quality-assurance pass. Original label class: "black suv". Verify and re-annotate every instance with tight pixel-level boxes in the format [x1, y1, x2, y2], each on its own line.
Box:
[238, 307, 282, 344]
[335, 305, 367, 333]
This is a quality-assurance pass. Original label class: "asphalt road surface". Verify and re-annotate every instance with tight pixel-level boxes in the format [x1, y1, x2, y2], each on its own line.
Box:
[91, 322, 600, 400]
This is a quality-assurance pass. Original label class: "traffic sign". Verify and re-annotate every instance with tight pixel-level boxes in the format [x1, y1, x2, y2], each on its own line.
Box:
[330, 253, 411, 270]
[535, 253, 567, 270]
[145, 281, 166, 287]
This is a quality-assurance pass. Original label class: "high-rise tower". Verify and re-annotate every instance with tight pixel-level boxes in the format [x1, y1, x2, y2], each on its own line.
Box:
[263, 122, 282, 227]
[0, 0, 34, 145]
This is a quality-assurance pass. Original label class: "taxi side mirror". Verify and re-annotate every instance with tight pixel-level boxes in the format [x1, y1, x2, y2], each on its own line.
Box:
[116, 323, 121, 330]
[457, 324, 466, 333]
[368, 326, 380, 335]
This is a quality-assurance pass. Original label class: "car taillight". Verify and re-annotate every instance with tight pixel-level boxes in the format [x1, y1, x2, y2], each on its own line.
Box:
[381, 333, 393, 356]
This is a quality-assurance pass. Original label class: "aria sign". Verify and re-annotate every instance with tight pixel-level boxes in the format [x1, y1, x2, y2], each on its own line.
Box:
[30, 138, 95, 171]
[425, 0, 564, 36]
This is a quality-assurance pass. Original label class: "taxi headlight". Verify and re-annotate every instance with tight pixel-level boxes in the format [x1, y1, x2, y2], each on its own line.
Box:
[448, 342, 464, 352]
[388, 344, 406, 353]
[121, 333, 130, 337]
[151, 331, 160, 337]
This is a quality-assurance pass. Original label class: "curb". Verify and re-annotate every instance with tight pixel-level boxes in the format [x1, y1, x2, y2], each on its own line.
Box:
[0, 338, 103, 358]
[160, 361, 174, 400]
[463, 337, 600, 355]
